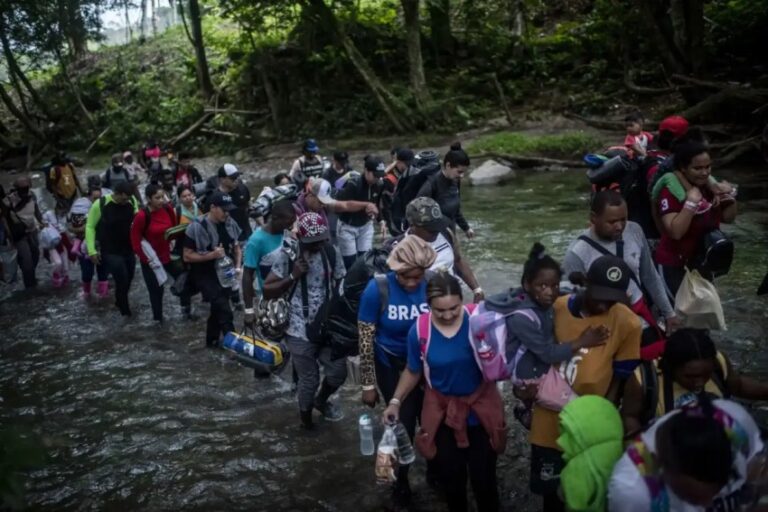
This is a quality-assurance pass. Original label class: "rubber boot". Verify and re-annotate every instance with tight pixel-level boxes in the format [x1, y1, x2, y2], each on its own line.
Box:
[52, 271, 63, 288]
[97, 280, 109, 299]
[300, 409, 315, 430]
[81, 281, 92, 298]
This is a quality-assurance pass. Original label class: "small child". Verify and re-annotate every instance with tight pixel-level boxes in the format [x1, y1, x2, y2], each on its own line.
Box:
[509, 243, 609, 427]
[41, 210, 71, 288]
[624, 112, 654, 159]
[68, 187, 108, 298]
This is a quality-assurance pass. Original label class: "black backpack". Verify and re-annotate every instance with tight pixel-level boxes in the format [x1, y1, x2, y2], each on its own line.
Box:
[325, 248, 391, 360]
[388, 150, 441, 235]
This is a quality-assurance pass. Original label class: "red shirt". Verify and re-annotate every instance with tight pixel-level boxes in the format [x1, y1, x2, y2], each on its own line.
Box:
[655, 186, 721, 266]
[130, 206, 177, 264]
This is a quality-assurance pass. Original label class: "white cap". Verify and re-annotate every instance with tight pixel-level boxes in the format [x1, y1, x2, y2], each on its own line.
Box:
[217, 163, 240, 179]
[308, 178, 336, 205]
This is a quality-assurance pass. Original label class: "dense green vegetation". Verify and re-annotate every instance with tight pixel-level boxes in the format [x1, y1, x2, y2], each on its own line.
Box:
[1, 0, 767, 162]
[467, 131, 602, 160]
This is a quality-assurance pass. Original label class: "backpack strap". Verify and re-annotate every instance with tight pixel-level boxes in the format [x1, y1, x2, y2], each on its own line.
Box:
[374, 274, 389, 317]
[417, 312, 433, 388]
[141, 207, 152, 238]
[577, 235, 641, 289]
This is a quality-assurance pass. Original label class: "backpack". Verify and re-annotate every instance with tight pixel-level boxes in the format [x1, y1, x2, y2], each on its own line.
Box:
[416, 303, 477, 388]
[388, 150, 442, 235]
[326, 248, 392, 360]
[133, 205, 175, 239]
[249, 184, 299, 220]
[326, 274, 390, 360]
[467, 289, 539, 382]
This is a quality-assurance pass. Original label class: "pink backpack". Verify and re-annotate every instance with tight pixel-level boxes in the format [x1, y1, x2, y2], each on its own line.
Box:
[468, 300, 539, 382]
[416, 304, 477, 388]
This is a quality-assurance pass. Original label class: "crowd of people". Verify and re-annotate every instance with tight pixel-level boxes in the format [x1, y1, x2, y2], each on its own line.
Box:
[0, 123, 767, 512]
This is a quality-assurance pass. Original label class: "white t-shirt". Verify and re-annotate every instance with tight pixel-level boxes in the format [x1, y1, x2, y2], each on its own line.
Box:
[608, 400, 763, 512]
[430, 232, 454, 275]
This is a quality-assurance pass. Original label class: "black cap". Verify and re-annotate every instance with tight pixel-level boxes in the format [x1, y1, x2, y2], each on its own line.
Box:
[209, 191, 237, 211]
[586, 256, 632, 305]
[364, 156, 387, 175]
[396, 148, 414, 164]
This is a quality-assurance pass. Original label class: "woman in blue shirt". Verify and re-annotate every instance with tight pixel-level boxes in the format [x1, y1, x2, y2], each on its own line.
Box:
[358, 235, 436, 507]
[383, 272, 505, 512]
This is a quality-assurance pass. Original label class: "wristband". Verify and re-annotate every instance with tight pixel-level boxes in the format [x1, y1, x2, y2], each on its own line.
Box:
[684, 200, 700, 211]
[362, 385, 376, 391]
[244, 308, 255, 315]
[389, 398, 401, 407]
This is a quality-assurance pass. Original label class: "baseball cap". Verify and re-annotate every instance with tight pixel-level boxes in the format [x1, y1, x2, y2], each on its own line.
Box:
[217, 163, 240, 180]
[586, 256, 632, 305]
[303, 139, 319, 154]
[209, 190, 237, 211]
[396, 148, 414, 164]
[297, 211, 330, 243]
[658, 116, 689, 139]
[406, 197, 448, 233]
[364, 156, 387, 176]
[308, 177, 336, 205]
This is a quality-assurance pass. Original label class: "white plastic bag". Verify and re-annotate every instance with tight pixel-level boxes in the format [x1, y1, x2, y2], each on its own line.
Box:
[39, 225, 62, 250]
[674, 269, 726, 330]
[375, 425, 398, 485]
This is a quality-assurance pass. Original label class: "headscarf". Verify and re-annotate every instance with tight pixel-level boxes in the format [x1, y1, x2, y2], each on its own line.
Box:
[387, 234, 436, 273]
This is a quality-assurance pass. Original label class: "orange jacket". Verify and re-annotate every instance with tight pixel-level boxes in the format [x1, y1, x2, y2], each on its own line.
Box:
[415, 380, 508, 459]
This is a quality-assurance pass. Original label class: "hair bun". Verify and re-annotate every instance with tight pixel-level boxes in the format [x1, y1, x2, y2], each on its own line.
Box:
[450, 142, 462, 151]
[528, 242, 546, 260]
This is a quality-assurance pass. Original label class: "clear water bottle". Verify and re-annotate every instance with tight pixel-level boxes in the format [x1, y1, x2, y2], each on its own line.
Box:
[216, 255, 236, 288]
[392, 422, 415, 465]
[359, 414, 375, 456]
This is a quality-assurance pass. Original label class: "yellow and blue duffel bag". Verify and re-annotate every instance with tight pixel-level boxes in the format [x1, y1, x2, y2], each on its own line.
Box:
[222, 329, 286, 372]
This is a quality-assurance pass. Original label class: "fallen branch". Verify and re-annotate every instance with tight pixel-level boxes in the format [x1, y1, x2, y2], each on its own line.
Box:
[199, 128, 253, 140]
[168, 112, 215, 147]
[470, 152, 584, 169]
[623, 69, 676, 95]
[715, 142, 760, 167]
[86, 126, 111, 153]
[203, 108, 269, 116]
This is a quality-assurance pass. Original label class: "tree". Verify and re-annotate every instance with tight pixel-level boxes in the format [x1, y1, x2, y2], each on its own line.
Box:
[188, 0, 215, 100]
[638, 0, 706, 75]
[401, 0, 432, 112]
[427, 0, 453, 65]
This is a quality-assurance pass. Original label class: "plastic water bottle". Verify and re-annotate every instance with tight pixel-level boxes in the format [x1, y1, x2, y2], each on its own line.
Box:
[359, 414, 375, 456]
[216, 255, 236, 288]
[392, 422, 415, 465]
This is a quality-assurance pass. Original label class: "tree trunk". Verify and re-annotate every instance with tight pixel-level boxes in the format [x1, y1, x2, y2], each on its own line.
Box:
[306, 0, 412, 133]
[637, 0, 687, 74]
[427, 0, 452, 66]
[177, 0, 195, 46]
[59, 0, 88, 58]
[509, 0, 525, 37]
[151, 0, 158, 36]
[401, 0, 432, 111]
[0, 85, 45, 142]
[140, 0, 147, 39]
[0, 18, 54, 121]
[187, 0, 215, 100]
[54, 47, 96, 131]
[124, 0, 133, 42]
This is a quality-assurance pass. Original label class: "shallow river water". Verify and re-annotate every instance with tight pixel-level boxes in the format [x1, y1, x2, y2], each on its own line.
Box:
[1, 166, 767, 511]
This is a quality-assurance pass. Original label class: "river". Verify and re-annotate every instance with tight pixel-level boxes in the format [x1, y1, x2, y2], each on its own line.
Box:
[1, 165, 767, 511]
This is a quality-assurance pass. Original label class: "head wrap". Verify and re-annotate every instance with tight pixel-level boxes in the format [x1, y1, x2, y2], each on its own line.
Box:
[387, 235, 437, 273]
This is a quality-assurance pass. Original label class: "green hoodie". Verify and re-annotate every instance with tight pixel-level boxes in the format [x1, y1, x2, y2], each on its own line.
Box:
[557, 395, 624, 512]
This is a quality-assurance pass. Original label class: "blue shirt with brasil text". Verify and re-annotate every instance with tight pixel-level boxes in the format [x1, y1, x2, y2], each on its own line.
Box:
[358, 272, 428, 365]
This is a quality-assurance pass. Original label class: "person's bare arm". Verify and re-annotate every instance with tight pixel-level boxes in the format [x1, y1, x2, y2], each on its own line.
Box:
[330, 200, 378, 215]
[183, 245, 223, 263]
[381, 368, 422, 423]
[726, 357, 768, 401]
[242, 267, 257, 309]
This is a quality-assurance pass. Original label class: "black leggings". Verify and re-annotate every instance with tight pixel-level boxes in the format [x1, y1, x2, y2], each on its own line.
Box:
[206, 292, 234, 346]
[103, 253, 135, 316]
[140, 262, 190, 321]
[434, 423, 499, 512]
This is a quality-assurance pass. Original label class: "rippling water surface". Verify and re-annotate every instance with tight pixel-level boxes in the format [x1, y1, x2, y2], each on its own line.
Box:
[2, 168, 766, 511]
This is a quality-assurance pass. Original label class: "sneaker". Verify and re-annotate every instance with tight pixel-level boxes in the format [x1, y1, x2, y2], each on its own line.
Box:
[315, 400, 344, 422]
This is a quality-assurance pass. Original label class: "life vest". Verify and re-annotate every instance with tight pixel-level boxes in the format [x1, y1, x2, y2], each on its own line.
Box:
[298, 157, 325, 179]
